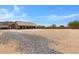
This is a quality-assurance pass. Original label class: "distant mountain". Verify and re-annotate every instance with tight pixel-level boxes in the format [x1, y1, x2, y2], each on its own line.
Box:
[0, 21, 14, 26]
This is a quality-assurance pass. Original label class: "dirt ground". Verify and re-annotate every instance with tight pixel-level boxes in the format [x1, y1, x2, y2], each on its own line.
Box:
[0, 41, 18, 54]
[0, 29, 79, 54]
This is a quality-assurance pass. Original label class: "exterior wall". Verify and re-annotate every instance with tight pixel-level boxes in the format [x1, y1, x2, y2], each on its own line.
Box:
[18, 26, 36, 29]
[0, 26, 10, 29]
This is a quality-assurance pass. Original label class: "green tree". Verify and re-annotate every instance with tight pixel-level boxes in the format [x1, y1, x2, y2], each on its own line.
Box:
[68, 20, 79, 27]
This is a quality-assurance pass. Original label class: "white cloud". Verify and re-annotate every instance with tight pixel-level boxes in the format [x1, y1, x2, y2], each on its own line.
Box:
[0, 5, 28, 21]
[0, 8, 8, 15]
[34, 14, 79, 26]
[0, 9, 7, 13]
[13, 5, 20, 12]
[40, 14, 79, 21]
[64, 14, 79, 18]
[22, 13, 27, 18]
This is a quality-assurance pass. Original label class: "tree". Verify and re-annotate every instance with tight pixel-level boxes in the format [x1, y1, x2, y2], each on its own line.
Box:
[59, 25, 64, 27]
[51, 24, 56, 28]
[37, 25, 46, 29]
[68, 20, 79, 27]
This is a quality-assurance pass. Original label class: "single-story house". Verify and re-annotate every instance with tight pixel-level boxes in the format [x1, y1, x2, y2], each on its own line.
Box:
[10, 21, 37, 29]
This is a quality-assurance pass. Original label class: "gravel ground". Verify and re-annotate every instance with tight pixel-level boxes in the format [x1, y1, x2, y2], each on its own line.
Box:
[0, 31, 62, 54]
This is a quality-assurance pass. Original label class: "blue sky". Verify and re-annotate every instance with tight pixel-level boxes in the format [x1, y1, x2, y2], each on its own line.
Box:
[0, 5, 79, 26]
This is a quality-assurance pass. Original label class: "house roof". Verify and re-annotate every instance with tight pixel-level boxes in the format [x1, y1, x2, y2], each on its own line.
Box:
[15, 21, 37, 26]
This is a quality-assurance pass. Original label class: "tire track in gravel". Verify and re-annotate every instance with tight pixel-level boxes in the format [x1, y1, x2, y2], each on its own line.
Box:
[0, 31, 62, 54]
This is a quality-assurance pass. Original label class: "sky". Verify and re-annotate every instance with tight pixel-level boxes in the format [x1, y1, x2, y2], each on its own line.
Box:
[0, 5, 79, 26]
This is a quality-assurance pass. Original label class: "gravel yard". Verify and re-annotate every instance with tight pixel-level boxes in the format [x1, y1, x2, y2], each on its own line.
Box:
[0, 30, 62, 54]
